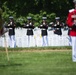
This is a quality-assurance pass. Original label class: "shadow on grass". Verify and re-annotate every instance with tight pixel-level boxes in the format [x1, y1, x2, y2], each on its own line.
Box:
[0, 63, 22, 67]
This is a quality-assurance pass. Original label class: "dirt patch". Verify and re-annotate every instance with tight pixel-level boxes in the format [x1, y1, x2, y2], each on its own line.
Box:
[0, 48, 71, 53]
[9, 49, 71, 53]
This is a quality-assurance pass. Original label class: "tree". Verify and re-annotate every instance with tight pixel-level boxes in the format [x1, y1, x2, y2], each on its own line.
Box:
[0, 0, 74, 26]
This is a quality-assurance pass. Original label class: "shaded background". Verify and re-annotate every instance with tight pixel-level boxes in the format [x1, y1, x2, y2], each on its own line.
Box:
[0, 0, 74, 26]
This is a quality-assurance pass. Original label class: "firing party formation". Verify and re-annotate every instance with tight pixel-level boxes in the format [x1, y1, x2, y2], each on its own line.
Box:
[4, 16, 65, 47]
[0, 0, 76, 62]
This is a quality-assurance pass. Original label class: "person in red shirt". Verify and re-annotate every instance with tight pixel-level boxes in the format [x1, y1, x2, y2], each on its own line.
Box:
[66, 0, 76, 62]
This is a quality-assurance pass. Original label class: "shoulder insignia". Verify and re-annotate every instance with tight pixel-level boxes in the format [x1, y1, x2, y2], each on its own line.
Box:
[69, 9, 74, 12]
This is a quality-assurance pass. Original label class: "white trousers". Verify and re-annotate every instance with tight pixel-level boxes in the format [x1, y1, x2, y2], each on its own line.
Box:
[27, 35, 33, 47]
[68, 36, 72, 46]
[42, 36, 48, 47]
[71, 36, 76, 62]
[9, 35, 16, 48]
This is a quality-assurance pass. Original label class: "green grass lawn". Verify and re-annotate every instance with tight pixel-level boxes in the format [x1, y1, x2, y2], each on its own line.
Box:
[0, 47, 76, 75]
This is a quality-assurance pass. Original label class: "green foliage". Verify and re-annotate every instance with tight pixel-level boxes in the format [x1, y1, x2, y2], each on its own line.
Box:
[47, 13, 56, 22]
[26, 11, 56, 27]
[16, 16, 25, 25]
[0, 0, 73, 27]
[2, 2, 16, 21]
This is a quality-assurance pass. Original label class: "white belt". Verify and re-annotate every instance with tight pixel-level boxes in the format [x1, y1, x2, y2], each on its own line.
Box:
[9, 28, 12, 29]
[42, 29, 46, 30]
[56, 28, 59, 30]
[27, 28, 32, 30]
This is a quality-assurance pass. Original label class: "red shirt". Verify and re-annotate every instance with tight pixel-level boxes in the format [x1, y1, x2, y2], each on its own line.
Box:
[66, 9, 76, 36]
